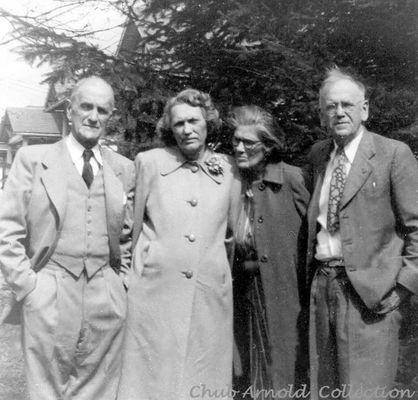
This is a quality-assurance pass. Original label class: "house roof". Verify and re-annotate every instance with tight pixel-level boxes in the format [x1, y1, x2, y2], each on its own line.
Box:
[116, 19, 143, 57]
[5, 107, 63, 135]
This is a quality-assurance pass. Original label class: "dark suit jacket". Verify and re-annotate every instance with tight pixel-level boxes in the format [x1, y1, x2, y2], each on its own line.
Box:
[306, 129, 418, 309]
[0, 140, 135, 302]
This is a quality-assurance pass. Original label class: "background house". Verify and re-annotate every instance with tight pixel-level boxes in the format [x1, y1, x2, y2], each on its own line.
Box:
[0, 105, 65, 187]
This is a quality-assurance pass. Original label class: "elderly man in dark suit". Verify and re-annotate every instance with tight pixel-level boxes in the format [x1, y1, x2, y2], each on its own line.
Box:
[0, 76, 134, 400]
[306, 67, 418, 399]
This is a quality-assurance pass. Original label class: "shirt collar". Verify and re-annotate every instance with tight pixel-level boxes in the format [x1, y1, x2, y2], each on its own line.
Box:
[66, 133, 103, 166]
[160, 146, 224, 184]
[331, 126, 364, 164]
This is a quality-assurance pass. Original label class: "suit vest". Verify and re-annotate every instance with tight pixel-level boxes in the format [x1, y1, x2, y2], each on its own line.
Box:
[50, 155, 110, 278]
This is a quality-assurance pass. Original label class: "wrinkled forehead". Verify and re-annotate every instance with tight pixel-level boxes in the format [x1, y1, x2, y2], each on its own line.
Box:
[320, 78, 365, 106]
[170, 103, 205, 121]
[72, 80, 115, 109]
[234, 125, 262, 141]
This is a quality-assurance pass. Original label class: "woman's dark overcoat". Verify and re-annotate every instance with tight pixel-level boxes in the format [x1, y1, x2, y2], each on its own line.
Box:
[233, 161, 310, 391]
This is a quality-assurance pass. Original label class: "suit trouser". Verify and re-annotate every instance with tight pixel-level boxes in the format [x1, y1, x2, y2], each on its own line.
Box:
[21, 262, 127, 400]
[309, 265, 401, 400]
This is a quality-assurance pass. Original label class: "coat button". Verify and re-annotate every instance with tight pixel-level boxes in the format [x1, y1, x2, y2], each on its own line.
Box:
[186, 234, 196, 242]
[191, 165, 199, 173]
[260, 255, 268, 263]
[258, 216, 264, 223]
[189, 199, 198, 207]
[183, 270, 193, 279]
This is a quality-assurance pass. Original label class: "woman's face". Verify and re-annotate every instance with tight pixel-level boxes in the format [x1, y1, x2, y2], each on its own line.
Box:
[170, 103, 207, 160]
[233, 125, 267, 170]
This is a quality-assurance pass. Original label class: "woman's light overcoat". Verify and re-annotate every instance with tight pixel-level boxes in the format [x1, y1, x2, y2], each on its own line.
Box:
[119, 146, 241, 400]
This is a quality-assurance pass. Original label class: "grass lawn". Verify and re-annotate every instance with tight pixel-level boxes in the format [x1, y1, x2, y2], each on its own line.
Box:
[0, 294, 416, 399]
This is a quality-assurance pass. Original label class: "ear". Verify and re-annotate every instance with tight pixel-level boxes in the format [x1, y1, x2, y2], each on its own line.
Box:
[319, 114, 326, 128]
[361, 99, 369, 123]
[66, 99, 72, 121]
[264, 144, 273, 157]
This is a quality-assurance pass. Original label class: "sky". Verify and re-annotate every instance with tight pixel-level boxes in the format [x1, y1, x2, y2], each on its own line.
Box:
[0, 0, 125, 115]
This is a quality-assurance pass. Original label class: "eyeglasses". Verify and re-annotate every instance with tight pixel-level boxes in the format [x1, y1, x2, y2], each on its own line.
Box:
[324, 100, 365, 115]
[231, 137, 262, 150]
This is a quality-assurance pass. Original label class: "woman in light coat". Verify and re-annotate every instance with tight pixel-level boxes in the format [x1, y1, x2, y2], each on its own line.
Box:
[118, 89, 241, 400]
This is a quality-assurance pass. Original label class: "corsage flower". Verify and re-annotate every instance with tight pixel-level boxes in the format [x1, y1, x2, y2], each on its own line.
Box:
[205, 156, 223, 176]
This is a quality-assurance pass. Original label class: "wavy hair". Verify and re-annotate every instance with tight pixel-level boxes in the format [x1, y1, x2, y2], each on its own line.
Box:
[157, 88, 222, 146]
[227, 105, 284, 162]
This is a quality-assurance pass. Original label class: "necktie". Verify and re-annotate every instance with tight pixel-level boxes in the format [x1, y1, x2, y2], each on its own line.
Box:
[327, 146, 348, 233]
[82, 149, 94, 188]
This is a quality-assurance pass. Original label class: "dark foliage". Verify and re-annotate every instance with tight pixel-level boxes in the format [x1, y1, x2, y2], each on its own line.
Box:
[0, 0, 416, 164]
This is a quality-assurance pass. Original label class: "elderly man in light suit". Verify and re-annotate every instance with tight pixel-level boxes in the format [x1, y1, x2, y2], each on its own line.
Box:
[307, 67, 418, 399]
[0, 76, 134, 400]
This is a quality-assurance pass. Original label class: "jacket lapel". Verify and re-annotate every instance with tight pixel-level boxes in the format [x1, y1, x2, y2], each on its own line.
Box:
[102, 150, 124, 260]
[340, 130, 375, 209]
[307, 139, 333, 225]
[40, 141, 68, 229]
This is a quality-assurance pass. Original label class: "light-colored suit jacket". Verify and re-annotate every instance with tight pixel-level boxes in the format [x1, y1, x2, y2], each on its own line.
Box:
[307, 129, 418, 309]
[0, 140, 135, 302]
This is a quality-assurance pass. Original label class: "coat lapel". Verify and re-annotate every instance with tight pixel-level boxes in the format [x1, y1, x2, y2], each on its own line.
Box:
[40, 141, 68, 228]
[102, 150, 124, 259]
[307, 139, 333, 227]
[340, 131, 375, 209]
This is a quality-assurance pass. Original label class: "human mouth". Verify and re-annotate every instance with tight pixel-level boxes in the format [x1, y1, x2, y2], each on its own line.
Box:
[183, 138, 197, 144]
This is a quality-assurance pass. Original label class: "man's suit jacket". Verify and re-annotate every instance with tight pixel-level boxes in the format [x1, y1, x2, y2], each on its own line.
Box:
[306, 129, 418, 309]
[0, 140, 135, 302]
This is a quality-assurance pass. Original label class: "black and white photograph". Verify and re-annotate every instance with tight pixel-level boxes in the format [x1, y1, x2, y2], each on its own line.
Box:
[0, 1, 417, 399]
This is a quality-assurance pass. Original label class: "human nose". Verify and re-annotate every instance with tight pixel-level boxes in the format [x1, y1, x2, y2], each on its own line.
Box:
[183, 122, 193, 134]
[87, 108, 99, 122]
[335, 103, 345, 116]
[235, 140, 245, 152]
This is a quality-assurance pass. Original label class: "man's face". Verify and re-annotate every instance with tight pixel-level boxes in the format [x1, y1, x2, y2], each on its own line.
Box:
[320, 79, 369, 144]
[67, 80, 114, 148]
[170, 103, 208, 160]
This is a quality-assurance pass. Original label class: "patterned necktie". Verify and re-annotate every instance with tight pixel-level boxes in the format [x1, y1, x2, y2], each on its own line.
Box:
[327, 146, 348, 233]
[82, 149, 94, 188]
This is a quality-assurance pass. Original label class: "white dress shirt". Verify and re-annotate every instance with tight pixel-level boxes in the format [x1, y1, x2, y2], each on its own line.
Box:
[315, 128, 364, 261]
[65, 134, 103, 177]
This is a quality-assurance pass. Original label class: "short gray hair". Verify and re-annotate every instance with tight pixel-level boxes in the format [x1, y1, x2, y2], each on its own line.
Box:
[70, 76, 115, 109]
[319, 66, 368, 106]
[227, 105, 284, 162]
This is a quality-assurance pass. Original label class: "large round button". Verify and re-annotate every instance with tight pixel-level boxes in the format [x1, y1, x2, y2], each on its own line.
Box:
[187, 234, 196, 242]
[183, 270, 193, 279]
[260, 255, 268, 263]
[258, 183, 266, 191]
[189, 199, 198, 207]
[191, 165, 199, 173]
[258, 216, 264, 223]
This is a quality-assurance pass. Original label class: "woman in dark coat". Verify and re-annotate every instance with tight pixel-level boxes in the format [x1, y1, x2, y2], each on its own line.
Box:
[230, 105, 310, 398]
